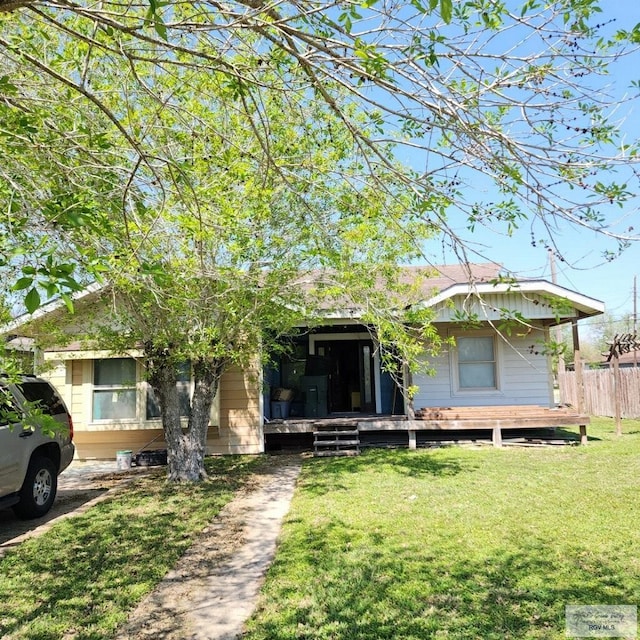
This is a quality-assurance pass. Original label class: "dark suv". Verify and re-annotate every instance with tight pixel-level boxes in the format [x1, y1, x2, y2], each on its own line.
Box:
[0, 375, 75, 519]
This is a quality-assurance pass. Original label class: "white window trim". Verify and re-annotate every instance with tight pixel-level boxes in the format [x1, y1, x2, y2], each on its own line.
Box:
[85, 357, 220, 428]
[449, 330, 504, 397]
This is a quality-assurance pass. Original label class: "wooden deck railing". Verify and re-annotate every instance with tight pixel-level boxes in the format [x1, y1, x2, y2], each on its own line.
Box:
[408, 405, 589, 447]
[264, 406, 590, 448]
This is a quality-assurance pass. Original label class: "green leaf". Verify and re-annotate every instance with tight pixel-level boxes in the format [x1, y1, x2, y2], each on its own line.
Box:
[61, 293, 75, 314]
[440, 0, 452, 23]
[153, 16, 168, 41]
[24, 288, 41, 314]
[12, 277, 33, 291]
[145, 0, 168, 40]
[0, 75, 18, 95]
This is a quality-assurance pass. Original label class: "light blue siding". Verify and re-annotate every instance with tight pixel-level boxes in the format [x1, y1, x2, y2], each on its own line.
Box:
[412, 326, 553, 409]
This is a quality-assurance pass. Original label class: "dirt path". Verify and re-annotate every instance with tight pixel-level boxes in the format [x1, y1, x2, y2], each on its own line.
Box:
[114, 456, 302, 640]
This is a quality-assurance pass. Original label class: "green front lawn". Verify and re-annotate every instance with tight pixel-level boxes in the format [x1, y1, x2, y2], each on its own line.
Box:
[2, 420, 638, 640]
[244, 418, 640, 639]
[0, 455, 263, 640]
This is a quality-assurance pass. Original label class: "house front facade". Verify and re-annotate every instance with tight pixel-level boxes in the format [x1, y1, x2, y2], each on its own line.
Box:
[3, 264, 604, 459]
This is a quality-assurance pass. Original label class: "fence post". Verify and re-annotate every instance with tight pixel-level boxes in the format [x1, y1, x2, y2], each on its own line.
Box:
[572, 321, 585, 414]
[613, 357, 622, 436]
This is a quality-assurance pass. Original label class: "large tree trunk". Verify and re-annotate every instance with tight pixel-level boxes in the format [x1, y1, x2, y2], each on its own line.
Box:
[146, 345, 223, 482]
[0, 0, 33, 12]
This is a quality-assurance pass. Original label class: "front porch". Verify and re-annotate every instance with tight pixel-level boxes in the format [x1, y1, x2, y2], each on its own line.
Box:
[265, 325, 405, 423]
[264, 406, 590, 453]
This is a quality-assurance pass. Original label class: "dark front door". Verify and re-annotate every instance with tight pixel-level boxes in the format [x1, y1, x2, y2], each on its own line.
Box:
[314, 340, 376, 413]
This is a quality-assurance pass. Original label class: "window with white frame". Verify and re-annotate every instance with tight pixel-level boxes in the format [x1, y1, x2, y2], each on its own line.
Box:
[456, 335, 497, 390]
[146, 362, 192, 419]
[92, 358, 137, 421]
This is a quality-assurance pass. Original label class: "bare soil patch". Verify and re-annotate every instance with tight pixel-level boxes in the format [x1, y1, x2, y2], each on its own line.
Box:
[0, 464, 149, 556]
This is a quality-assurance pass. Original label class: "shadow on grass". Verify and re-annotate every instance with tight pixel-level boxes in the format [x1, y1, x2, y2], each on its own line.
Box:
[500, 426, 603, 443]
[300, 449, 477, 497]
[249, 518, 636, 640]
[0, 455, 266, 640]
[0, 488, 108, 537]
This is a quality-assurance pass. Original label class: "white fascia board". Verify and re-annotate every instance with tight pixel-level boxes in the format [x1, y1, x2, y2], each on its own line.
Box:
[422, 280, 605, 317]
[43, 348, 145, 361]
[319, 309, 363, 320]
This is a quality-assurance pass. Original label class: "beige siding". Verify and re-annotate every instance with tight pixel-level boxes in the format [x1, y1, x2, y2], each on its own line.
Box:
[72, 427, 220, 460]
[43, 360, 69, 406]
[70, 359, 85, 425]
[213, 363, 263, 455]
[39, 355, 263, 460]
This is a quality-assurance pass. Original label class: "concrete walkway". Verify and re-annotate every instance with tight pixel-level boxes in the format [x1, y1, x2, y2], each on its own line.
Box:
[115, 457, 302, 640]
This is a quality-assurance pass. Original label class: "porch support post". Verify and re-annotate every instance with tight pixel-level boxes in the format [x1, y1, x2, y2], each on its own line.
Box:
[404, 364, 415, 420]
[408, 429, 416, 450]
[492, 426, 503, 448]
[579, 424, 588, 446]
[572, 319, 585, 414]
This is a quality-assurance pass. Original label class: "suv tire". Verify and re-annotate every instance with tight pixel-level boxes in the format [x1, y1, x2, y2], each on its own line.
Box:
[13, 455, 58, 519]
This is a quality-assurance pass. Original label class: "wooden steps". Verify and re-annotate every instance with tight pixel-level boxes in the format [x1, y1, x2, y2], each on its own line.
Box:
[313, 422, 360, 457]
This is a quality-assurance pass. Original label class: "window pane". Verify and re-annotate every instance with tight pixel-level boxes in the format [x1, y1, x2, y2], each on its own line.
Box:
[92, 389, 137, 420]
[459, 363, 496, 388]
[145, 362, 191, 419]
[457, 336, 496, 389]
[94, 358, 136, 386]
[17, 382, 66, 416]
[146, 385, 191, 419]
[458, 337, 494, 362]
[146, 388, 161, 419]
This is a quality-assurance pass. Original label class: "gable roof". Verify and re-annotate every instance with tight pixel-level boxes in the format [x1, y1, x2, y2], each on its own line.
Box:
[305, 262, 604, 322]
[2, 263, 604, 338]
[422, 277, 604, 321]
[398, 262, 504, 292]
[393, 263, 603, 319]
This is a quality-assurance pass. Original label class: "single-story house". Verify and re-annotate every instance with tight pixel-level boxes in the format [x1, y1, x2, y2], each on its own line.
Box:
[2, 264, 604, 459]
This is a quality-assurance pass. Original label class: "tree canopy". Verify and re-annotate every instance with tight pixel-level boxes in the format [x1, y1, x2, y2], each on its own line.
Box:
[2, 0, 639, 311]
[2, 0, 640, 479]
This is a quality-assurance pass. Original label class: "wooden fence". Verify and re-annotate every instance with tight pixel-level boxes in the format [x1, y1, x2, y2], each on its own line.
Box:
[559, 367, 640, 418]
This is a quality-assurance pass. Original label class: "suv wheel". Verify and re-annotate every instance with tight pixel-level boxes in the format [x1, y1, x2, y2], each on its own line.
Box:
[13, 456, 58, 519]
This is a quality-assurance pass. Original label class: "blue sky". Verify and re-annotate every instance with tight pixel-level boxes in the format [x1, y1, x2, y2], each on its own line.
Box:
[425, 1, 640, 326]
[448, 220, 640, 323]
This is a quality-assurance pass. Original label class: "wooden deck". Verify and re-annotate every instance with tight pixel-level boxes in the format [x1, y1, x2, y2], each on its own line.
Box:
[264, 406, 589, 448]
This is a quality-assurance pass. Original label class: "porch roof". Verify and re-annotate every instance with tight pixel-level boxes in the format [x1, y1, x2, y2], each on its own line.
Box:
[422, 279, 604, 323]
[3, 263, 604, 340]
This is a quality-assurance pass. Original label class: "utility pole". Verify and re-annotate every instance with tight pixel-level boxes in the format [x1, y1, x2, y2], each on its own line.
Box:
[549, 250, 566, 375]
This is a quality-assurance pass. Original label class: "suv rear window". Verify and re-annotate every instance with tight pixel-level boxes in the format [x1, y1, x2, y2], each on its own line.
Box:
[0, 395, 14, 425]
[17, 382, 67, 416]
